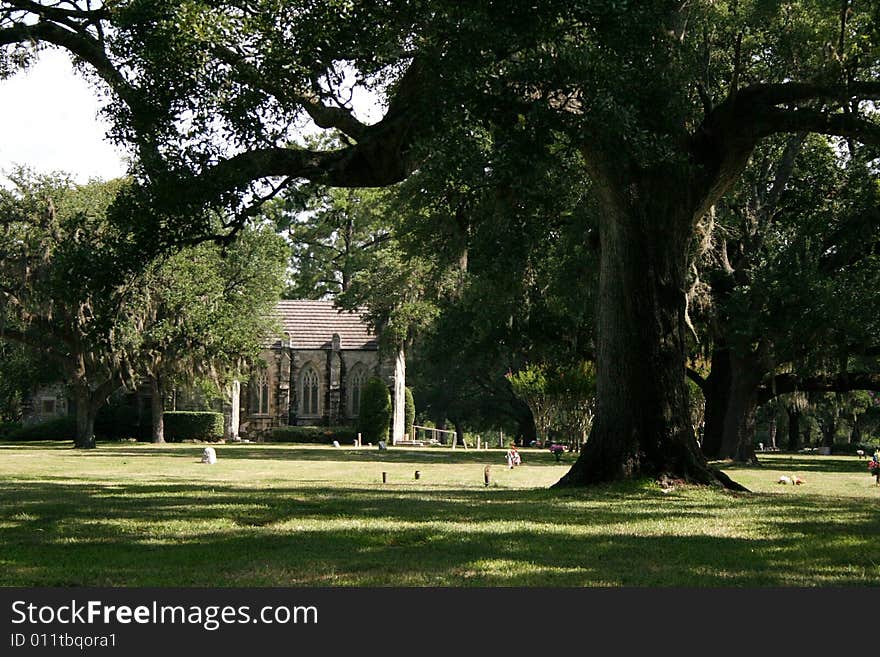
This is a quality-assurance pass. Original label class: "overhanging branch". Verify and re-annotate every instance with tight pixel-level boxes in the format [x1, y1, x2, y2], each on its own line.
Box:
[758, 372, 880, 405]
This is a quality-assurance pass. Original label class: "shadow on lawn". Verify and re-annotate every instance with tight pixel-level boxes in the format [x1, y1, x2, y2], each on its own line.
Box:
[722, 455, 867, 474]
[0, 479, 877, 587]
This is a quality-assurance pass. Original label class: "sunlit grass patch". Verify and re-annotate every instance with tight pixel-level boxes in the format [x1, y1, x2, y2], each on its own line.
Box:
[0, 442, 878, 586]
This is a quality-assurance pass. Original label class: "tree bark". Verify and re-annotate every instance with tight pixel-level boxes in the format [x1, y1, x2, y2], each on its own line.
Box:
[701, 346, 733, 459]
[820, 415, 837, 449]
[850, 415, 862, 445]
[73, 383, 97, 449]
[787, 408, 801, 451]
[516, 412, 536, 448]
[768, 415, 777, 450]
[554, 184, 745, 490]
[150, 375, 165, 444]
[717, 352, 762, 463]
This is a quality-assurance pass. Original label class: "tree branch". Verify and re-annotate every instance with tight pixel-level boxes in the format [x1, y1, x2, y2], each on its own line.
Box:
[210, 44, 369, 141]
[758, 372, 880, 405]
[686, 367, 709, 394]
[757, 108, 880, 146]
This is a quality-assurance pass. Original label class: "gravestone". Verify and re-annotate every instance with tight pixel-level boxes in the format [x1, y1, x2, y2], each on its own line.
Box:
[378, 441, 387, 451]
[332, 440, 340, 448]
[201, 447, 217, 464]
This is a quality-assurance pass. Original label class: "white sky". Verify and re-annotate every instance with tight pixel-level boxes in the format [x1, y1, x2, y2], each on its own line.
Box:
[0, 49, 129, 184]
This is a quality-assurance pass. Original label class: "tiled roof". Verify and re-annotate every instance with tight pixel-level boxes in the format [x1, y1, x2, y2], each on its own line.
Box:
[269, 300, 379, 350]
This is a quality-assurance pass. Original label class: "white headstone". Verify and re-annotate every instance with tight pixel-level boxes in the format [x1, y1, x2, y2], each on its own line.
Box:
[202, 447, 217, 464]
[332, 440, 340, 448]
[378, 441, 387, 451]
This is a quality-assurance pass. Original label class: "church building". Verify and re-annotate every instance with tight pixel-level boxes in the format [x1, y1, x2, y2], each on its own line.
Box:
[232, 299, 406, 441]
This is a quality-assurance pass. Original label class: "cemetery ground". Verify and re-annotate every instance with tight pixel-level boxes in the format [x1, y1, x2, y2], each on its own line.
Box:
[0, 442, 878, 587]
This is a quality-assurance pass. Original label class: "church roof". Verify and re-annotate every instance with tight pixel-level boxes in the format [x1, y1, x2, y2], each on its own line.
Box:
[271, 300, 379, 350]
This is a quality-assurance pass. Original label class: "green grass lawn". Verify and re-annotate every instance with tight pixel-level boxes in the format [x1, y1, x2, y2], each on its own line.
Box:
[0, 441, 878, 586]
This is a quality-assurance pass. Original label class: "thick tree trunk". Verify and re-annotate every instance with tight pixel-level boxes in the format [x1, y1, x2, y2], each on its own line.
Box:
[701, 346, 733, 459]
[150, 375, 165, 444]
[554, 190, 744, 490]
[717, 352, 761, 463]
[452, 419, 466, 448]
[850, 415, 862, 445]
[821, 417, 836, 449]
[768, 415, 777, 450]
[787, 408, 801, 451]
[73, 384, 97, 449]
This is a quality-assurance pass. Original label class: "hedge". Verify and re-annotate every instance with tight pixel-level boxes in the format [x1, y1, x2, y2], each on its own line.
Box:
[265, 425, 359, 444]
[7, 416, 77, 441]
[358, 377, 392, 443]
[404, 387, 415, 435]
[163, 411, 225, 442]
[0, 422, 22, 440]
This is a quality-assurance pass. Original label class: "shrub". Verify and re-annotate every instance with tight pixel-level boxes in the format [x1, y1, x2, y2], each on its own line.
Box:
[404, 387, 415, 435]
[7, 416, 76, 441]
[0, 421, 22, 440]
[265, 425, 358, 444]
[163, 411, 224, 442]
[358, 377, 391, 443]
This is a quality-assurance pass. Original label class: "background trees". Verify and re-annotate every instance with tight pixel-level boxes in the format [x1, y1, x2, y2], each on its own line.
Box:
[0, 172, 141, 447]
[135, 224, 287, 442]
[0, 170, 287, 446]
[691, 134, 880, 462]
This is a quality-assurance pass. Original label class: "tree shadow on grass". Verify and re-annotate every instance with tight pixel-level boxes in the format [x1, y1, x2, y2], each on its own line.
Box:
[0, 479, 878, 587]
[720, 455, 867, 474]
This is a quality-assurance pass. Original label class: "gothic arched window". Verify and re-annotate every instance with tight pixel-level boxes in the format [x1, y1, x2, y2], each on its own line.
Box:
[253, 374, 270, 415]
[300, 366, 320, 416]
[349, 365, 367, 416]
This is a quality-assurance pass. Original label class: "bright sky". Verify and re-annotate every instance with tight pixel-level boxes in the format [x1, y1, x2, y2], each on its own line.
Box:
[0, 49, 129, 184]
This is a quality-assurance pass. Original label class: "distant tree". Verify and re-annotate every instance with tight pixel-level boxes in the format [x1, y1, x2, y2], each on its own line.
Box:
[0, 171, 141, 448]
[268, 185, 394, 300]
[136, 224, 287, 442]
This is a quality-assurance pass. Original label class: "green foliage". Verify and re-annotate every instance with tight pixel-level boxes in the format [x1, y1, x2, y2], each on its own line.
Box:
[357, 378, 392, 443]
[404, 387, 416, 434]
[137, 222, 288, 391]
[0, 342, 59, 422]
[507, 361, 597, 444]
[268, 184, 393, 300]
[162, 411, 224, 442]
[7, 417, 77, 442]
[265, 425, 358, 444]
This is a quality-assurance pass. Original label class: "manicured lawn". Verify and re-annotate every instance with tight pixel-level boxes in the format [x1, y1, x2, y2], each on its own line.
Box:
[0, 442, 878, 586]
